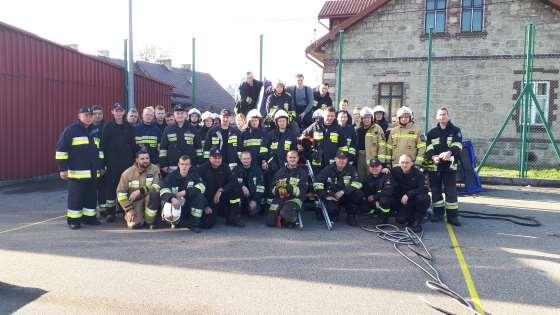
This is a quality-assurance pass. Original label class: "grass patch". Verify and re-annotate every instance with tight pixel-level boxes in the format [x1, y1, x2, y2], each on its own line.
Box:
[478, 166, 560, 180]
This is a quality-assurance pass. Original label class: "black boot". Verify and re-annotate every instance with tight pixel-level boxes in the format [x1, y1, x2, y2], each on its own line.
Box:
[447, 212, 461, 226]
[346, 214, 358, 227]
[431, 208, 444, 222]
[68, 223, 81, 230]
[408, 219, 423, 233]
[374, 212, 389, 225]
[83, 217, 102, 225]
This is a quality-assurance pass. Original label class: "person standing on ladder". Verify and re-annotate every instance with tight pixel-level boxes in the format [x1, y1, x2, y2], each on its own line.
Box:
[425, 107, 463, 226]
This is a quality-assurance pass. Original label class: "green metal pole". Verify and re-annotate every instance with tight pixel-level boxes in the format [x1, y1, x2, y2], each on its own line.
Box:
[259, 34, 263, 82]
[192, 37, 196, 107]
[123, 39, 128, 110]
[336, 30, 344, 108]
[530, 90, 560, 162]
[425, 27, 433, 135]
[477, 85, 528, 174]
[520, 23, 535, 178]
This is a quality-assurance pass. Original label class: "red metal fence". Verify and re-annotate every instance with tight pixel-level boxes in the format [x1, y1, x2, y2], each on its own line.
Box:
[0, 22, 172, 180]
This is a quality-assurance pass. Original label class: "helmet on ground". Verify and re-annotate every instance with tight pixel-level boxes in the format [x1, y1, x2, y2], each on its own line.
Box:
[359, 107, 374, 117]
[201, 111, 214, 121]
[247, 109, 262, 120]
[274, 109, 289, 121]
[162, 202, 181, 224]
[396, 106, 413, 118]
[372, 105, 385, 114]
[188, 108, 201, 117]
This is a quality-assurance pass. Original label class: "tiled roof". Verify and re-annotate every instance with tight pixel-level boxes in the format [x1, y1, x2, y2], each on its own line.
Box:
[319, 0, 378, 18]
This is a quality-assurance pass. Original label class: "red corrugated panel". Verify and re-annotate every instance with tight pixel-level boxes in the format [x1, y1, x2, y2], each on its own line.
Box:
[0, 21, 172, 180]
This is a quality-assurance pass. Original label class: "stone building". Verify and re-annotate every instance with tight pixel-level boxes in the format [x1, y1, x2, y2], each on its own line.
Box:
[306, 0, 560, 166]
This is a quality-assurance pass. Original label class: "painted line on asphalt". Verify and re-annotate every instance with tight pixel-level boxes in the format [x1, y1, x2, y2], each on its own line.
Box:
[446, 223, 486, 315]
[0, 215, 65, 235]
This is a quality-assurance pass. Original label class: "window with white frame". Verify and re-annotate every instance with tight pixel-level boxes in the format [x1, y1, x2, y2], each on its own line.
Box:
[461, 0, 484, 32]
[425, 0, 447, 33]
[531, 81, 549, 125]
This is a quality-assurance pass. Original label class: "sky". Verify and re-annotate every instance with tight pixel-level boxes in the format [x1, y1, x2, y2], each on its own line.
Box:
[0, 0, 329, 89]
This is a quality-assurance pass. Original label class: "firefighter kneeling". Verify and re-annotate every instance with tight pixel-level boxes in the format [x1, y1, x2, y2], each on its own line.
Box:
[313, 150, 364, 227]
[362, 159, 393, 224]
[116, 148, 162, 229]
[268, 151, 308, 228]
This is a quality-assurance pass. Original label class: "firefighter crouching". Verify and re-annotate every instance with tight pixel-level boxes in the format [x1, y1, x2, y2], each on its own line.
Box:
[268, 150, 309, 228]
[159, 155, 208, 232]
[232, 151, 266, 217]
[361, 159, 393, 224]
[116, 148, 162, 229]
[55, 106, 104, 229]
[313, 150, 364, 227]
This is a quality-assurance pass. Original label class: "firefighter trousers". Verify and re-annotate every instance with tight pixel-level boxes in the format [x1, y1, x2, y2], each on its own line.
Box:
[394, 193, 430, 225]
[124, 190, 161, 228]
[66, 179, 97, 225]
[429, 169, 458, 217]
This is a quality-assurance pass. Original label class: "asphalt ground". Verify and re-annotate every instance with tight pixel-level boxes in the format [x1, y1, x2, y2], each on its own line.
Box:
[0, 179, 559, 314]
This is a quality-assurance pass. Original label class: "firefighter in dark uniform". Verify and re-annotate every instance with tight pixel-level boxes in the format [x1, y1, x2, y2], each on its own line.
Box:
[362, 159, 393, 224]
[204, 109, 241, 170]
[187, 108, 201, 132]
[232, 151, 266, 217]
[313, 150, 364, 226]
[197, 148, 245, 227]
[135, 106, 161, 166]
[101, 103, 137, 222]
[262, 110, 298, 205]
[241, 109, 267, 169]
[336, 110, 357, 165]
[268, 150, 309, 228]
[194, 111, 215, 165]
[425, 107, 463, 226]
[91, 105, 106, 213]
[391, 154, 430, 233]
[55, 106, 104, 229]
[312, 83, 333, 111]
[235, 71, 263, 118]
[160, 104, 198, 174]
[302, 107, 347, 174]
[264, 81, 296, 130]
[160, 155, 208, 232]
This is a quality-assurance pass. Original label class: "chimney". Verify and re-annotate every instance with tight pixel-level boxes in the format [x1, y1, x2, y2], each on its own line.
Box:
[97, 50, 110, 58]
[157, 58, 172, 67]
[65, 44, 79, 50]
[180, 64, 191, 70]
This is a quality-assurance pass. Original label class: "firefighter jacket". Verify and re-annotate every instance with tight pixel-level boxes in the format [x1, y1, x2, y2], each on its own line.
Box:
[241, 126, 267, 168]
[425, 122, 463, 171]
[160, 122, 198, 168]
[194, 125, 211, 165]
[312, 90, 333, 111]
[55, 121, 105, 180]
[92, 121, 105, 140]
[203, 125, 241, 170]
[390, 166, 428, 198]
[262, 128, 298, 173]
[364, 123, 389, 165]
[197, 161, 238, 201]
[374, 117, 390, 139]
[232, 164, 265, 202]
[135, 122, 162, 164]
[363, 172, 393, 205]
[271, 165, 309, 207]
[159, 168, 206, 203]
[313, 164, 363, 199]
[116, 163, 161, 211]
[303, 122, 347, 168]
[386, 123, 426, 167]
[265, 92, 296, 126]
[236, 80, 263, 116]
[102, 120, 137, 172]
[339, 124, 357, 163]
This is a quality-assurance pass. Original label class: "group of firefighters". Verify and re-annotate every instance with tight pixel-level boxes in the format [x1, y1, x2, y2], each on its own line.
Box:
[55, 73, 464, 233]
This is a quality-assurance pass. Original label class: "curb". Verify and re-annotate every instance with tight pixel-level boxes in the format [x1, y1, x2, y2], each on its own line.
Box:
[479, 176, 560, 188]
[0, 174, 59, 188]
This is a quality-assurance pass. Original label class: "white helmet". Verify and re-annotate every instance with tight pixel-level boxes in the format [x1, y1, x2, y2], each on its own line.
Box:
[247, 109, 262, 120]
[201, 111, 213, 121]
[188, 108, 201, 117]
[312, 109, 324, 119]
[372, 105, 385, 114]
[274, 109, 289, 121]
[396, 106, 413, 118]
[162, 202, 181, 224]
[360, 107, 374, 117]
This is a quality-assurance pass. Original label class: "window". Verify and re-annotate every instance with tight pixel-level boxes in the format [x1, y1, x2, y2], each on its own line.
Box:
[530, 81, 549, 125]
[425, 0, 447, 33]
[378, 83, 403, 117]
[461, 0, 484, 32]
